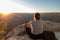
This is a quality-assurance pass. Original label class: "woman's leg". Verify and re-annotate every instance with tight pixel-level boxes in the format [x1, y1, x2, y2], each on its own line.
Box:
[26, 27, 42, 39]
[43, 31, 57, 40]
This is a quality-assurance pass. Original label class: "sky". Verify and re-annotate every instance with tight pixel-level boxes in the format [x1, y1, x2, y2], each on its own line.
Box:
[15, 0, 60, 12]
[0, 0, 60, 13]
[0, 0, 35, 13]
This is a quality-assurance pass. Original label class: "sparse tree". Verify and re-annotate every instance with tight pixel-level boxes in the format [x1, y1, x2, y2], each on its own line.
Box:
[0, 13, 7, 40]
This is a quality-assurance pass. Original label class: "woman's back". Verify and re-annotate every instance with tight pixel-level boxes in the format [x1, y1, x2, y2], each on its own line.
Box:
[31, 20, 43, 34]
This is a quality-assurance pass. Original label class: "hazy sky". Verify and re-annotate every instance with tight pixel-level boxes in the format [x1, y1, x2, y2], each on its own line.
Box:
[15, 0, 60, 12]
[0, 0, 60, 13]
[0, 0, 34, 13]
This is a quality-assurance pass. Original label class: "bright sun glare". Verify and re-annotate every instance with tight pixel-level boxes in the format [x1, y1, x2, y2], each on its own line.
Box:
[0, 0, 35, 13]
[0, 13, 10, 16]
[3, 13, 9, 15]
